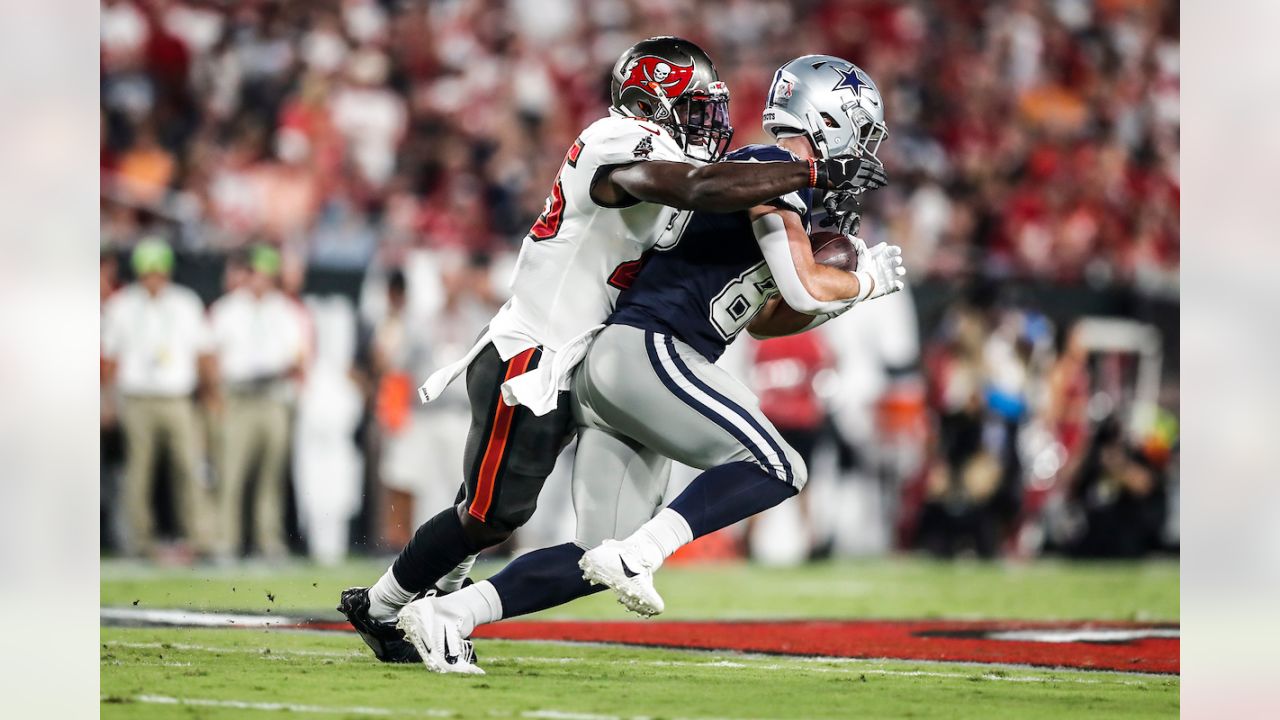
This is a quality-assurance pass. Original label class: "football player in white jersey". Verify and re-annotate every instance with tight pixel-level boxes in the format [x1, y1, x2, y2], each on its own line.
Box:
[391, 55, 903, 675]
[338, 37, 889, 667]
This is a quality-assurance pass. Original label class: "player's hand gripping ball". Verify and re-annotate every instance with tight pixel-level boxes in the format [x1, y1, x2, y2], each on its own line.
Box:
[809, 230, 859, 272]
[809, 230, 906, 303]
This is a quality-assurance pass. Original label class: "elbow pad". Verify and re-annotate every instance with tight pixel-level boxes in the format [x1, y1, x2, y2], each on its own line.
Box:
[752, 213, 858, 316]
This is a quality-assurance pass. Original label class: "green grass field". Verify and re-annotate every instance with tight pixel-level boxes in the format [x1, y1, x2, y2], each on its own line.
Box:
[101, 557, 1179, 719]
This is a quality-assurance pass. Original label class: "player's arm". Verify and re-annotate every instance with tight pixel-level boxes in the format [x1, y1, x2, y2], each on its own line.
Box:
[748, 295, 845, 339]
[748, 207, 906, 336]
[594, 155, 887, 213]
[752, 206, 862, 314]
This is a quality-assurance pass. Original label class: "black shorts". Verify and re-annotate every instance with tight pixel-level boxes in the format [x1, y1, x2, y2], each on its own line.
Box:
[456, 341, 575, 532]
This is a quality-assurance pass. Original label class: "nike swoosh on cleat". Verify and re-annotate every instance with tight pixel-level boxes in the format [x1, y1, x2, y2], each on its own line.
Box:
[619, 557, 639, 579]
[442, 634, 459, 665]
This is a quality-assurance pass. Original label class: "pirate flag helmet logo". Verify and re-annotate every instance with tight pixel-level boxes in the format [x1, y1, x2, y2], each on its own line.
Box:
[619, 56, 697, 101]
[610, 36, 734, 162]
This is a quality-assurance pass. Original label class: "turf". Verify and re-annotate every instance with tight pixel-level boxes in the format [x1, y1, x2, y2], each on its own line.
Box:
[100, 557, 1179, 718]
[102, 556, 1179, 621]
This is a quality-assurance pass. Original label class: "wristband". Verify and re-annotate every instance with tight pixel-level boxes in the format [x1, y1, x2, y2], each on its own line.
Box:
[807, 158, 821, 188]
[853, 269, 875, 302]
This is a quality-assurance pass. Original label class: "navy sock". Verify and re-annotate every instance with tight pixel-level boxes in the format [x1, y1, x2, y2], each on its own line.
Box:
[391, 506, 482, 594]
[668, 461, 799, 538]
[489, 543, 603, 618]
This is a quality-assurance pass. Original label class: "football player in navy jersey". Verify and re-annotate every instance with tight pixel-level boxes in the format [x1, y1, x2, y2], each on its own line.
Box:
[342, 37, 889, 672]
[395, 56, 906, 673]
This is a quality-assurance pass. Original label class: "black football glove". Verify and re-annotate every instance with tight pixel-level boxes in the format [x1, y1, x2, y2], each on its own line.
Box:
[820, 191, 862, 236]
[814, 155, 888, 194]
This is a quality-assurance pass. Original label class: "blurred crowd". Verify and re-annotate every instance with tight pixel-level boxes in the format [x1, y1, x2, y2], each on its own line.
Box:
[99, 238, 1179, 564]
[99, 0, 1180, 564]
[102, 0, 1178, 282]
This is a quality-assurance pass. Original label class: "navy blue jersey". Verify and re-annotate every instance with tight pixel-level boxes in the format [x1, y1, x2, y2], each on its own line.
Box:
[608, 144, 814, 362]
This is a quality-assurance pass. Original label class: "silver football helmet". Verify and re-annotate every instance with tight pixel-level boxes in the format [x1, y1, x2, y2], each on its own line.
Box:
[762, 55, 888, 163]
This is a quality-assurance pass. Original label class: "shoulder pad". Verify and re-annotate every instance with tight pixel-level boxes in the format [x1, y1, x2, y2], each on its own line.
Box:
[725, 144, 799, 163]
[580, 115, 685, 166]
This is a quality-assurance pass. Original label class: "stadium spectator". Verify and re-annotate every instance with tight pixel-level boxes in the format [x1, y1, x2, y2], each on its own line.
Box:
[360, 248, 499, 547]
[292, 295, 364, 565]
[1059, 416, 1168, 558]
[915, 296, 1050, 558]
[208, 245, 306, 561]
[97, 0, 1177, 286]
[101, 238, 215, 559]
[747, 332, 833, 559]
[366, 267, 431, 547]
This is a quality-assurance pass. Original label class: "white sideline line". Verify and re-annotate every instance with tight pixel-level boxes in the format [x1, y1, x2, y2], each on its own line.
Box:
[102, 607, 303, 627]
[102, 641, 1170, 687]
[121, 695, 452, 717]
[496, 638, 1178, 680]
[116, 695, 749, 720]
[103, 640, 362, 658]
[987, 628, 1180, 643]
[496, 656, 1156, 686]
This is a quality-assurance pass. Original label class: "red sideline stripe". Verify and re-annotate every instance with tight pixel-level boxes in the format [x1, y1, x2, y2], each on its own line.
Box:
[469, 619, 1180, 674]
[468, 348, 537, 522]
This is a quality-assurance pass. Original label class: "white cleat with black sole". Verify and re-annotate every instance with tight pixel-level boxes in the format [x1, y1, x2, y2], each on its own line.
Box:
[579, 539, 665, 617]
[395, 597, 484, 675]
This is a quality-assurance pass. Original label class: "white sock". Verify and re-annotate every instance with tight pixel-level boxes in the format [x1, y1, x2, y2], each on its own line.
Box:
[434, 580, 503, 637]
[628, 508, 694, 570]
[435, 554, 477, 594]
[367, 567, 416, 624]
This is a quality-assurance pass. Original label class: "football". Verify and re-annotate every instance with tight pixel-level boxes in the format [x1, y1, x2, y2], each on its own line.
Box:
[809, 230, 859, 271]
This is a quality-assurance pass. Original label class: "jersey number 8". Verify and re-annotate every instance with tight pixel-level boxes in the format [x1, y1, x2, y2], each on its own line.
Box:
[709, 261, 779, 342]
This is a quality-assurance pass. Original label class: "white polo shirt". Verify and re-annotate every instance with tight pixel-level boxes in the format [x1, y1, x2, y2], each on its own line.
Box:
[209, 288, 305, 386]
[102, 283, 212, 397]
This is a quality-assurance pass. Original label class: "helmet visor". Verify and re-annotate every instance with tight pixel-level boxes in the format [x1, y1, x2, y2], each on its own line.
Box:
[672, 94, 734, 162]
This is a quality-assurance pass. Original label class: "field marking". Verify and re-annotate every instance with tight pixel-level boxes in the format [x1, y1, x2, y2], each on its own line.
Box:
[481, 638, 1178, 680]
[114, 695, 752, 720]
[101, 607, 303, 627]
[118, 694, 452, 717]
[495, 655, 1165, 687]
[102, 640, 1172, 687]
[103, 640, 363, 658]
[986, 628, 1180, 643]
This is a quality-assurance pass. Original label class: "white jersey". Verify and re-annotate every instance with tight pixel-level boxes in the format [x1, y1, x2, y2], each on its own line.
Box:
[497, 114, 692, 354]
[418, 113, 695, 414]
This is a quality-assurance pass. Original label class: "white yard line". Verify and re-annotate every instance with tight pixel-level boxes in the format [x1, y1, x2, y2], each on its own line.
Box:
[116, 695, 751, 720]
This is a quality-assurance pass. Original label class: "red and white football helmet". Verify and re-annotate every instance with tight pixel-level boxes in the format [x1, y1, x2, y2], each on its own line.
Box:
[610, 36, 734, 162]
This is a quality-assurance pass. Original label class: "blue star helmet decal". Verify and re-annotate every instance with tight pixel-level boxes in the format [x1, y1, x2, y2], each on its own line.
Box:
[832, 65, 868, 93]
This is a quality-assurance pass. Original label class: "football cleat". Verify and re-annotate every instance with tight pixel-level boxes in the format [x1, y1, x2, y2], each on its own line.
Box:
[396, 597, 484, 675]
[336, 587, 421, 664]
[579, 539, 665, 617]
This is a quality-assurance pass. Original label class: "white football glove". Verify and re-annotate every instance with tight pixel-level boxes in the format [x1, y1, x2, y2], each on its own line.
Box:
[852, 238, 906, 302]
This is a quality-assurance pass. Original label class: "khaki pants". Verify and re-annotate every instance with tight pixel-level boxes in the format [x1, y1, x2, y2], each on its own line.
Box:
[217, 394, 291, 557]
[120, 395, 211, 554]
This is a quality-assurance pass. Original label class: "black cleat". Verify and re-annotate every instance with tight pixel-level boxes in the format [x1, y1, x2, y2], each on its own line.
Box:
[336, 587, 421, 664]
